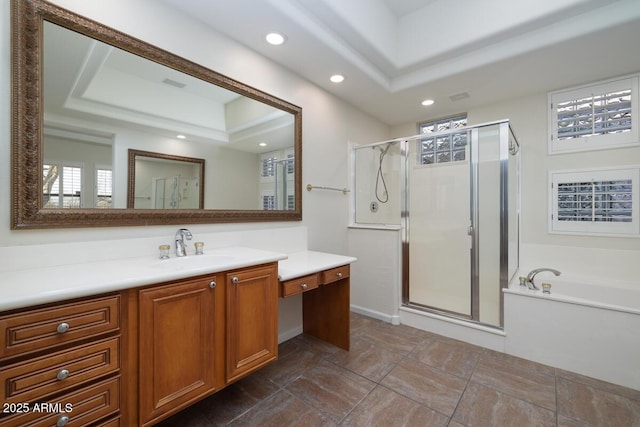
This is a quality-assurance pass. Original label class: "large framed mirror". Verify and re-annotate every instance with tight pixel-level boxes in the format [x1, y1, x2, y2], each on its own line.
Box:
[11, 0, 302, 229]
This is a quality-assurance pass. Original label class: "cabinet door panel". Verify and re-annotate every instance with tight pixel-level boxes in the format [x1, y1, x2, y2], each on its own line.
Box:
[138, 276, 223, 425]
[226, 264, 278, 383]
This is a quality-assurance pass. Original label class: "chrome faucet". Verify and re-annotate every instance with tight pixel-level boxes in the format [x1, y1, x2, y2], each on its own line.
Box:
[525, 268, 561, 290]
[174, 228, 193, 257]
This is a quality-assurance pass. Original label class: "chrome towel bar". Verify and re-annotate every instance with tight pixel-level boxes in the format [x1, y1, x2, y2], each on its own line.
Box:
[306, 184, 350, 194]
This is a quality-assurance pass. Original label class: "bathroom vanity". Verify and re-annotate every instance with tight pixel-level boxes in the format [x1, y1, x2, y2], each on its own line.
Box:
[0, 248, 355, 426]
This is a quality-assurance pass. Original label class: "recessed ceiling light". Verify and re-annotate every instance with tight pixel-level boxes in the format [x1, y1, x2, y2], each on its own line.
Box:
[330, 74, 345, 83]
[421, 99, 435, 106]
[177, 134, 186, 139]
[259, 142, 267, 147]
[265, 32, 286, 45]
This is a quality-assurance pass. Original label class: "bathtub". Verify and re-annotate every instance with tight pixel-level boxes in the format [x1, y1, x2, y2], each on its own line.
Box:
[503, 279, 640, 390]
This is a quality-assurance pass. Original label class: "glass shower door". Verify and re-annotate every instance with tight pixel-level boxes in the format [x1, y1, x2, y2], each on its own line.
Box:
[406, 133, 472, 318]
[404, 122, 518, 328]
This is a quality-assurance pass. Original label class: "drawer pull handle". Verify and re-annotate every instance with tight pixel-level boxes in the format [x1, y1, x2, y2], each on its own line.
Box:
[301, 283, 308, 290]
[209, 281, 216, 289]
[232, 276, 239, 284]
[57, 414, 69, 427]
[56, 322, 70, 334]
[56, 369, 70, 381]
[336, 272, 343, 278]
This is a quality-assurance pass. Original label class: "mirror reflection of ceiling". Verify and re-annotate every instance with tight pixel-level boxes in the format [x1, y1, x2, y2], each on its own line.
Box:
[43, 22, 294, 153]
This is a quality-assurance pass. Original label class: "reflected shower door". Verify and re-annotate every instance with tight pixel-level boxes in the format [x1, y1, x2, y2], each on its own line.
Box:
[407, 137, 472, 317]
[152, 177, 166, 209]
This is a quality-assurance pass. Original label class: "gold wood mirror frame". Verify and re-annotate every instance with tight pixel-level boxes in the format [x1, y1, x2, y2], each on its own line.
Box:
[127, 150, 206, 210]
[11, 0, 302, 229]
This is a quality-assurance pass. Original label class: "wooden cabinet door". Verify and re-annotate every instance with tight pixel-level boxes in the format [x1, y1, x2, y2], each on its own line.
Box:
[225, 264, 278, 383]
[138, 275, 223, 426]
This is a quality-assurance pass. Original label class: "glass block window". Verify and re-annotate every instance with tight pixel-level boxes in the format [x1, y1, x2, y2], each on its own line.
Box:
[550, 167, 639, 236]
[43, 163, 82, 208]
[96, 168, 113, 209]
[418, 115, 467, 165]
[549, 75, 639, 154]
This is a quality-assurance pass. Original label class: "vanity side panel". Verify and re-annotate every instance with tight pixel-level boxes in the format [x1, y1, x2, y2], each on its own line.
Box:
[119, 289, 139, 427]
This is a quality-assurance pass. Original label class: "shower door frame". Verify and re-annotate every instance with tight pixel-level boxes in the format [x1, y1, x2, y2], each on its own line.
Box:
[401, 120, 517, 329]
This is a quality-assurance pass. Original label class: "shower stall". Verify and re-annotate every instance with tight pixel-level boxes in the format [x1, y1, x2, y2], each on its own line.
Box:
[351, 120, 520, 328]
[152, 175, 200, 209]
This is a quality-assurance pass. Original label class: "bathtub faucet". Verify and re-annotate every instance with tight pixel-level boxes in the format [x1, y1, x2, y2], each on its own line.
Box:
[525, 268, 561, 290]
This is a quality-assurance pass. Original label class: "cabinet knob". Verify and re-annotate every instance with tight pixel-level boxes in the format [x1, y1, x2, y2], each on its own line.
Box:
[337, 272, 343, 278]
[56, 414, 69, 427]
[56, 322, 70, 334]
[56, 369, 70, 381]
[301, 283, 308, 290]
[209, 281, 216, 289]
[232, 276, 239, 284]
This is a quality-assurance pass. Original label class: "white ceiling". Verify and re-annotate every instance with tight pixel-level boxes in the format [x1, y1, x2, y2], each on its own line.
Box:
[160, 0, 640, 126]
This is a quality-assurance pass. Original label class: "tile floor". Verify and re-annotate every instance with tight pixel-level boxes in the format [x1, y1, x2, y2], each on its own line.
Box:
[157, 312, 640, 426]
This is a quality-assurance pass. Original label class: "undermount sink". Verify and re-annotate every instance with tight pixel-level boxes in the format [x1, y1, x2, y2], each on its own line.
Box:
[153, 253, 237, 271]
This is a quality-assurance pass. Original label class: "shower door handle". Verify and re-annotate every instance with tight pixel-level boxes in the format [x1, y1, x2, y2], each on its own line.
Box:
[467, 225, 474, 236]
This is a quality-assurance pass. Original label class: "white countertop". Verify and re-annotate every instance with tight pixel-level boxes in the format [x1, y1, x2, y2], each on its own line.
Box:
[0, 246, 287, 312]
[278, 251, 357, 281]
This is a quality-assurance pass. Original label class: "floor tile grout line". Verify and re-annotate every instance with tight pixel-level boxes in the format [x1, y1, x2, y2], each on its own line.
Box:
[280, 387, 337, 426]
[373, 381, 454, 422]
[463, 376, 558, 415]
[555, 369, 640, 402]
[334, 383, 380, 426]
[372, 341, 461, 421]
[323, 329, 463, 423]
[446, 346, 483, 426]
[221, 377, 291, 426]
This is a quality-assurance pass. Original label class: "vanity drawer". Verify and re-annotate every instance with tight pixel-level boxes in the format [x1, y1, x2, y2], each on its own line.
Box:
[1, 337, 119, 404]
[320, 265, 350, 285]
[0, 295, 120, 360]
[0, 376, 120, 427]
[280, 274, 319, 297]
